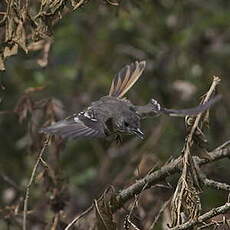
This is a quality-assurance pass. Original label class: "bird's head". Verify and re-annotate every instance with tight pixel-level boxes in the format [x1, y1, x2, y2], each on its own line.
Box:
[115, 112, 144, 139]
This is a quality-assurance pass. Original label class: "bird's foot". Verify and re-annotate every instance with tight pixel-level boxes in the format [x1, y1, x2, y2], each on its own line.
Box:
[115, 134, 122, 144]
[150, 99, 161, 113]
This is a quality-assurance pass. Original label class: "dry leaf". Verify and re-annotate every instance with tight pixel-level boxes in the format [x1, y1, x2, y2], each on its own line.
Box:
[13, 20, 28, 53]
[0, 55, 6, 71]
[94, 189, 116, 230]
[0, 0, 89, 72]
[3, 43, 18, 58]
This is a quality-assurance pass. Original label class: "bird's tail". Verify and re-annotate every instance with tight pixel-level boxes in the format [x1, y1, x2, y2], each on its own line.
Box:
[109, 61, 146, 98]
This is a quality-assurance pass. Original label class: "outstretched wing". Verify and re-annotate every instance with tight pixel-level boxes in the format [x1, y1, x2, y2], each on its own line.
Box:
[40, 113, 105, 139]
[135, 95, 221, 118]
[161, 95, 222, 117]
[109, 60, 146, 98]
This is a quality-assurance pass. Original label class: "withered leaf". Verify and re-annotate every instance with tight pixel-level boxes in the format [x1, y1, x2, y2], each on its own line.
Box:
[1, 0, 90, 72]
[25, 86, 46, 94]
[37, 40, 52, 67]
[71, 0, 86, 10]
[5, 17, 15, 42]
[42, 98, 65, 121]
[14, 95, 33, 123]
[39, 0, 65, 16]
[13, 20, 28, 53]
[27, 40, 46, 51]
[94, 188, 116, 230]
[3, 43, 18, 58]
[0, 55, 5, 71]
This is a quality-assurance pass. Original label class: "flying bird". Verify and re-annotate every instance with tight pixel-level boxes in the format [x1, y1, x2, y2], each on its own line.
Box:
[40, 61, 221, 140]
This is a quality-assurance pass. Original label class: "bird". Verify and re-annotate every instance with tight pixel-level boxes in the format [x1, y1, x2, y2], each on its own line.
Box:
[40, 61, 221, 141]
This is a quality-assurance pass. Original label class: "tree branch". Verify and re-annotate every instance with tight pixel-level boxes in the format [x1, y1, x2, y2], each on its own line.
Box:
[23, 136, 51, 230]
[170, 202, 230, 230]
[111, 141, 230, 212]
[203, 178, 230, 192]
[66, 141, 230, 229]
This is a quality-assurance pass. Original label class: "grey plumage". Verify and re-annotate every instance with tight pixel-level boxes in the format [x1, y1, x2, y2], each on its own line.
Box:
[40, 61, 221, 140]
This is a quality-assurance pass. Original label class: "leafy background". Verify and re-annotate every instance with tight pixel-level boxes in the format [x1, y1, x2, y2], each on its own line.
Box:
[0, 0, 230, 229]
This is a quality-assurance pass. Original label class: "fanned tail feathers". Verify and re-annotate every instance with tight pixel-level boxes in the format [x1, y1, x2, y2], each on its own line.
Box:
[109, 60, 146, 98]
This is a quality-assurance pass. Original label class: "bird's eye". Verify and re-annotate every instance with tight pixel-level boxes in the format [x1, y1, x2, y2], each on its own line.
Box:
[124, 121, 129, 127]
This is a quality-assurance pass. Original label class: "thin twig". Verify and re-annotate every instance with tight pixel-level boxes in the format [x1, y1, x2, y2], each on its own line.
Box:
[170, 202, 230, 230]
[23, 135, 50, 230]
[64, 204, 94, 230]
[198, 219, 228, 229]
[197, 139, 230, 166]
[149, 199, 171, 230]
[0, 172, 21, 191]
[65, 187, 115, 230]
[170, 76, 221, 226]
[187, 76, 221, 143]
[51, 213, 60, 230]
[0, 110, 16, 115]
[72, 0, 86, 10]
[203, 178, 230, 192]
[104, 0, 119, 6]
[194, 158, 230, 192]
[111, 140, 230, 212]
[64, 140, 230, 228]
[124, 181, 149, 230]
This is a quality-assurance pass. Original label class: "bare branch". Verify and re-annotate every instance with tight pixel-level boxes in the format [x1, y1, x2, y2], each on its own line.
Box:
[170, 76, 221, 227]
[149, 199, 171, 230]
[66, 141, 230, 229]
[65, 205, 94, 230]
[112, 157, 180, 211]
[194, 155, 230, 192]
[197, 140, 230, 166]
[23, 135, 51, 230]
[202, 178, 230, 192]
[114, 141, 230, 213]
[170, 202, 230, 230]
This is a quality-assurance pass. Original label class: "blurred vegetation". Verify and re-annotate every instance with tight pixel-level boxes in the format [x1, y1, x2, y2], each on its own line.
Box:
[0, 0, 230, 229]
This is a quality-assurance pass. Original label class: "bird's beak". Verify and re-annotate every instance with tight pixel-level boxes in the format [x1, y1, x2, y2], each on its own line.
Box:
[132, 128, 144, 139]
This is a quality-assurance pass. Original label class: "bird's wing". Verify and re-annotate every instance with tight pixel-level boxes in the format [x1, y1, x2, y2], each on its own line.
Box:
[135, 95, 221, 118]
[109, 60, 146, 98]
[161, 95, 222, 117]
[40, 112, 105, 139]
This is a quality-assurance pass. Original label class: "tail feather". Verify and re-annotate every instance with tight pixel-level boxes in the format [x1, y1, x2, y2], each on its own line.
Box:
[109, 61, 146, 98]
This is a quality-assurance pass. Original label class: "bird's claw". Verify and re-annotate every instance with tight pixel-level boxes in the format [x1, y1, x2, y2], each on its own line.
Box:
[150, 99, 161, 113]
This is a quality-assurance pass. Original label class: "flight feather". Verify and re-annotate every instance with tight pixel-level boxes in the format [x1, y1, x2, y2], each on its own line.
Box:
[109, 61, 146, 98]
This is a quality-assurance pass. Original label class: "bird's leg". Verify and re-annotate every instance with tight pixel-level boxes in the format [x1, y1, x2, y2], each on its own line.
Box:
[150, 98, 161, 113]
[115, 134, 122, 144]
[135, 98, 162, 118]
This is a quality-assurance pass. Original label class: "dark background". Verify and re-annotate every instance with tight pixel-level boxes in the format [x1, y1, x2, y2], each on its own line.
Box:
[0, 1, 230, 229]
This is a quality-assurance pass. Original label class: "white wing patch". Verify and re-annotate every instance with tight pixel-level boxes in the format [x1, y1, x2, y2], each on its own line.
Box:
[40, 109, 104, 139]
[76, 108, 97, 122]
